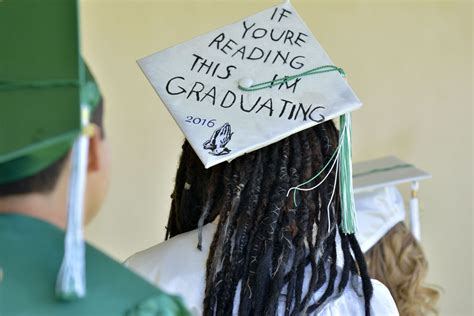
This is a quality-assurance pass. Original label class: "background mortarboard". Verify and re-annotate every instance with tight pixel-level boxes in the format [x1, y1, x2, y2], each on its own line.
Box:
[353, 156, 431, 244]
[354, 186, 406, 253]
[0, 0, 101, 299]
[353, 156, 431, 193]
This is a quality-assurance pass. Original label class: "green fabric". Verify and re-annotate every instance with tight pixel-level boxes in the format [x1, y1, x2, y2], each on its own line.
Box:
[125, 296, 191, 316]
[0, 0, 102, 185]
[0, 214, 190, 316]
[0, 137, 75, 185]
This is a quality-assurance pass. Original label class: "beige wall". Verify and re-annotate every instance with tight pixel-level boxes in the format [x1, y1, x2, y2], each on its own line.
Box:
[81, 1, 473, 315]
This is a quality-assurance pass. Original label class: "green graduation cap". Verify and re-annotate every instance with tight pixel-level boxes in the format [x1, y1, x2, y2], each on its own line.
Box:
[0, 0, 101, 299]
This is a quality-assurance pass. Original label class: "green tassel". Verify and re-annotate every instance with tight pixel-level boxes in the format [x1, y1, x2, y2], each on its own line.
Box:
[339, 113, 358, 234]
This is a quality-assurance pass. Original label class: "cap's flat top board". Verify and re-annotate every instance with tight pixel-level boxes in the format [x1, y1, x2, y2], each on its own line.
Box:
[353, 156, 431, 193]
[138, 2, 361, 168]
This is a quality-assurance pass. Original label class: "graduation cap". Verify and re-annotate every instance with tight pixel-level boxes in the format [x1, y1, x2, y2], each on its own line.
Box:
[138, 1, 361, 234]
[352, 156, 431, 251]
[0, 0, 101, 300]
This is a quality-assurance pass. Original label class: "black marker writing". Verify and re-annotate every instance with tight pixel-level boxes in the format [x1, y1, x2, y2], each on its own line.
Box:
[165, 76, 326, 123]
[208, 32, 306, 70]
[270, 7, 293, 22]
[190, 54, 236, 79]
[270, 74, 301, 93]
[241, 21, 308, 47]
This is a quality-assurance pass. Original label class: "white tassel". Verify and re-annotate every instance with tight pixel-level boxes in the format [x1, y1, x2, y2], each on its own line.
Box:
[56, 106, 90, 300]
[409, 181, 421, 241]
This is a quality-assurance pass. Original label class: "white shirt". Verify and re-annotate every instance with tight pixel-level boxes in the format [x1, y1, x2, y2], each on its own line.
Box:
[126, 223, 398, 315]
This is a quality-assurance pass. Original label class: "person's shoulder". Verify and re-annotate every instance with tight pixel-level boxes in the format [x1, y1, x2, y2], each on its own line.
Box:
[84, 241, 169, 302]
[125, 224, 215, 282]
[0, 214, 189, 315]
[125, 225, 216, 313]
[370, 279, 399, 315]
[318, 277, 398, 316]
[125, 228, 197, 272]
[76, 244, 191, 316]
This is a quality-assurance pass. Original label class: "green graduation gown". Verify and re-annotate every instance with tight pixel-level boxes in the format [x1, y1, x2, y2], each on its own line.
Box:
[0, 213, 189, 316]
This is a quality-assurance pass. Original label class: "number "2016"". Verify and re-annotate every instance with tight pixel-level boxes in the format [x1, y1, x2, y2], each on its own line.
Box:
[185, 116, 216, 128]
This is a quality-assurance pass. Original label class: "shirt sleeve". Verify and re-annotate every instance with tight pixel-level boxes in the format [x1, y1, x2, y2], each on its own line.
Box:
[369, 279, 399, 316]
[318, 279, 399, 316]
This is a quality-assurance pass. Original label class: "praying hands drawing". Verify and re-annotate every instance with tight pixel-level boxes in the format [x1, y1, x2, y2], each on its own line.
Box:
[203, 123, 233, 156]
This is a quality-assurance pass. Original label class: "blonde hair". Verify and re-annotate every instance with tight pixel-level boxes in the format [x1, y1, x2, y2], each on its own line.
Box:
[365, 222, 440, 315]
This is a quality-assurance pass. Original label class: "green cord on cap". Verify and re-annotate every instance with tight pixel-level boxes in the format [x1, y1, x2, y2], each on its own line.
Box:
[0, 80, 79, 92]
[238, 65, 345, 92]
[241, 65, 357, 235]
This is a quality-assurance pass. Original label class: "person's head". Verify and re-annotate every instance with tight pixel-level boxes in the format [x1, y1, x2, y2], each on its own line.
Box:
[0, 100, 110, 225]
[365, 222, 440, 316]
[167, 120, 373, 315]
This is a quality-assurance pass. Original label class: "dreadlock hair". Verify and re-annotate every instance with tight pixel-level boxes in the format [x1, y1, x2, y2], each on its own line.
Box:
[166, 120, 374, 316]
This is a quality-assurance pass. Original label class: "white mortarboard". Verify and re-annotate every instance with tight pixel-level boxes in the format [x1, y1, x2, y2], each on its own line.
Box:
[353, 156, 431, 193]
[138, 1, 361, 233]
[138, 1, 362, 233]
[352, 156, 431, 250]
[138, 1, 360, 168]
